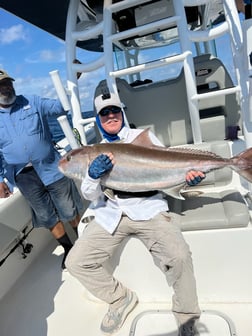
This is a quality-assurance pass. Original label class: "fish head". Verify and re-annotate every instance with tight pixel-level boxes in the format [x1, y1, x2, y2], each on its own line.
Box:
[58, 147, 92, 180]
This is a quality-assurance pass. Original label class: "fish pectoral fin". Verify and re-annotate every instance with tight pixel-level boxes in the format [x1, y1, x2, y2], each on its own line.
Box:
[162, 184, 185, 200]
[103, 188, 115, 200]
[180, 189, 204, 198]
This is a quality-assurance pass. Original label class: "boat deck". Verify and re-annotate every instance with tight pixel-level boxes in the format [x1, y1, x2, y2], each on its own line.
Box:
[1, 238, 252, 336]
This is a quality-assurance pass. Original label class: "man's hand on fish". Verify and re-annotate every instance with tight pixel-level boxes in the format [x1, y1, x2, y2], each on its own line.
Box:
[88, 153, 115, 179]
[186, 170, 205, 186]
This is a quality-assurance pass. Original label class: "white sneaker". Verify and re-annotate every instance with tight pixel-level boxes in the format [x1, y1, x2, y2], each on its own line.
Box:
[100, 290, 138, 334]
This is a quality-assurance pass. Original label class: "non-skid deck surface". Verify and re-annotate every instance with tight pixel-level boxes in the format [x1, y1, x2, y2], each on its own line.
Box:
[0, 243, 251, 336]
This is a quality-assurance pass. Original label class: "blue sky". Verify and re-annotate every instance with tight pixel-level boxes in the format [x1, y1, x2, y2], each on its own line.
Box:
[0, 8, 105, 112]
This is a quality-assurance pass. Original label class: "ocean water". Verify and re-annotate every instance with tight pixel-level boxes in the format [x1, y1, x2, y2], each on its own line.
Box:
[47, 110, 94, 142]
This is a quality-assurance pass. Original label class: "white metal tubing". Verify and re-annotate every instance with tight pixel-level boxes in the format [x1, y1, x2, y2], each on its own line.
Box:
[72, 55, 105, 73]
[192, 86, 241, 101]
[110, 52, 191, 78]
[65, 0, 87, 145]
[57, 116, 79, 149]
[245, 19, 252, 121]
[174, 0, 202, 144]
[242, 18, 252, 73]
[65, 0, 80, 83]
[103, 0, 116, 94]
[223, 0, 252, 147]
[188, 22, 229, 42]
[78, 117, 96, 125]
[103, 0, 130, 128]
[183, 0, 211, 5]
[223, 0, 243, 51]
[108, 16, 179, 43]
[108, 0, 159, 12]
[72, 21, 104, 41]
[49, 70, 71, 111]
[249, 75, 252, 122]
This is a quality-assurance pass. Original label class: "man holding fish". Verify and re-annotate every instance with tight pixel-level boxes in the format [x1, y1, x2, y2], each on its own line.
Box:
[65, 92, 205, 336]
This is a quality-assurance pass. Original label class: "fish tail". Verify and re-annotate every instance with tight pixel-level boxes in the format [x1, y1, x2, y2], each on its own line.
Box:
[233, 147, 252, 183]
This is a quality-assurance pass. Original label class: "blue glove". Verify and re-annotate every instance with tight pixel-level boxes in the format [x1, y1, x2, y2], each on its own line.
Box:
[88, 154, 113, 179]
[187, 174, 205, 186]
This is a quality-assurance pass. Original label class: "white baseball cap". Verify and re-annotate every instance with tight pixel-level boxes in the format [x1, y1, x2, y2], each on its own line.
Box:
[94, 93, 122, 114]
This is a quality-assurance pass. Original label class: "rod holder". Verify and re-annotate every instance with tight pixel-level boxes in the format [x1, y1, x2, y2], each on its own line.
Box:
[57, 115, 79, 149]
[50, 70, 71, 111]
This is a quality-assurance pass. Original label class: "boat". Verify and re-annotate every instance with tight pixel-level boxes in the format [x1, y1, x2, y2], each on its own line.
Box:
[0, 0, 252, 335]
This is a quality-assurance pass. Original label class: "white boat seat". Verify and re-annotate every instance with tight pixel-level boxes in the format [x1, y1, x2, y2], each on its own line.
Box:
[115, 75, 192, 147]
[167, 189, 249, 231]
[165, 140, 250, 230]
[195, 54, 241, 142]
[195, 54, 240, 131]
[179, 140, 232, 187]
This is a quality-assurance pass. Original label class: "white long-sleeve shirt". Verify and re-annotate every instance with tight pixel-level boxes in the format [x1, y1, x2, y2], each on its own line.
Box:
[81, 127, 169, 234]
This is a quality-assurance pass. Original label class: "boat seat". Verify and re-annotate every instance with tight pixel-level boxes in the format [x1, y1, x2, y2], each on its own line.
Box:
[195, 54, 241, 141]
[165, 140, 250, 231]
[0, 191, 32, 262]
[167, 189, 249, 231]
[115, 75, 193, 147]
[177, 140, 232, 188]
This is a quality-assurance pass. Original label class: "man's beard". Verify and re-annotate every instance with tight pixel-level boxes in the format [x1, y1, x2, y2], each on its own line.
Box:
[0, 86, 16, 106]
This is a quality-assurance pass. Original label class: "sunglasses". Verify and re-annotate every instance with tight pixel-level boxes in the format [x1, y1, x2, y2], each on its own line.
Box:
[99, 106, 122, 117]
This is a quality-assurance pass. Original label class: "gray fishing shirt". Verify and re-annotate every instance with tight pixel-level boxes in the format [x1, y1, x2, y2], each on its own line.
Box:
[81, 127, 169, 234]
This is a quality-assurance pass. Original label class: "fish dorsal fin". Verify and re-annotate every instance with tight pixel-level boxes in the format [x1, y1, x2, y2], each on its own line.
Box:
[166, 146, 223, 159]
[131, 128, 156, 148]
[130, 129, 224, 160]
[111, 139, 125, 143]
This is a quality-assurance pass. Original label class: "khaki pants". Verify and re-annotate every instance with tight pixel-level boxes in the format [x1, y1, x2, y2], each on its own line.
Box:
[66, 211, 200, 324]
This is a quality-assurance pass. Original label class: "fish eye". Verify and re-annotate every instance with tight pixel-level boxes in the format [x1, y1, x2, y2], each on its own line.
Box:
[66, 154, 72, 162]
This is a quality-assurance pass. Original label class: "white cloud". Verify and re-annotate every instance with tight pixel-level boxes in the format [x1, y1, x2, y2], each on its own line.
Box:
[14, 76, 56, 98]
[25, 49, 65, 64]
[78, 67, 105, 111]
[0, 24, 28, 45]
[13, 65, 105, 113]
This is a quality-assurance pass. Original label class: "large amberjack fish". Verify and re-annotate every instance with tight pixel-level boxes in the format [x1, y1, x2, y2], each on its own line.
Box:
[58, 129, 252, 198]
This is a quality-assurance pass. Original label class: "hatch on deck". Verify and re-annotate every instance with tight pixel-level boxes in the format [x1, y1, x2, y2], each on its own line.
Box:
[129, 309, 236, 336]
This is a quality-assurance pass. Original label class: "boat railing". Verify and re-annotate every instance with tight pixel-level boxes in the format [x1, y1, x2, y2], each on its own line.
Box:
[102, 0, 246, 145]
[110, 52, 191, 78]
[57, 0, 251, 148]
[82, 0, 203, 143]
[191, 85, 241, 101]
